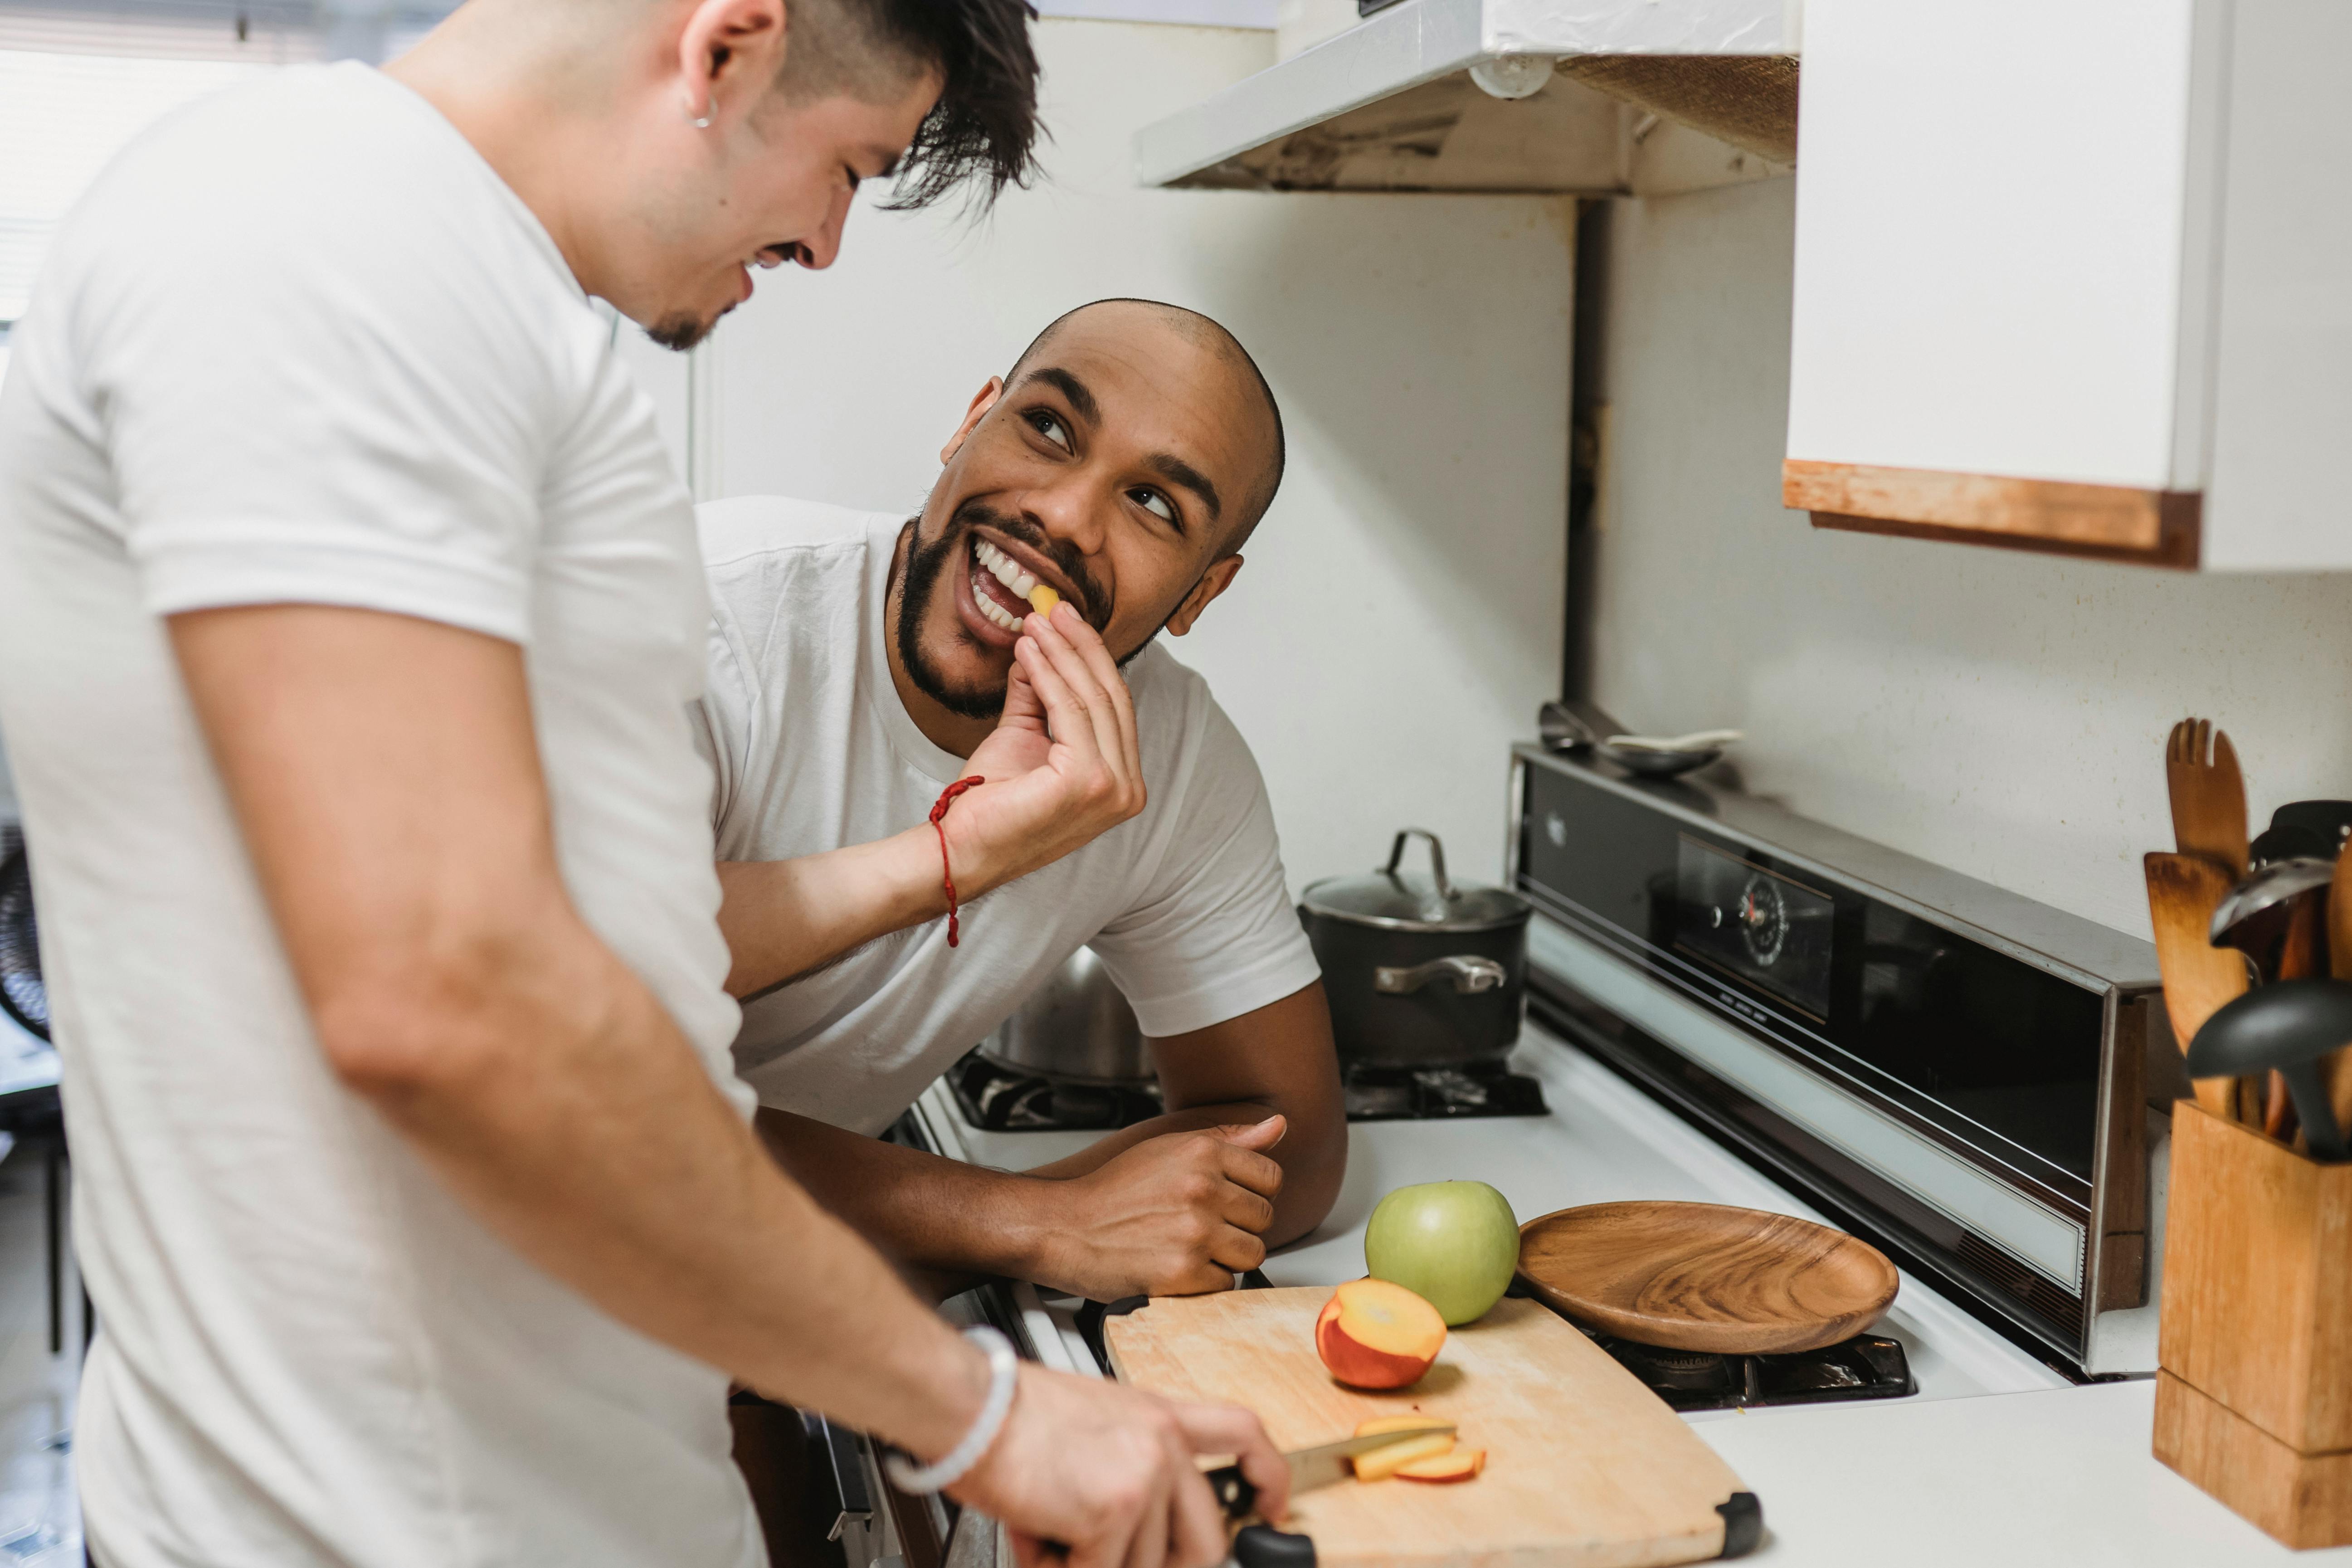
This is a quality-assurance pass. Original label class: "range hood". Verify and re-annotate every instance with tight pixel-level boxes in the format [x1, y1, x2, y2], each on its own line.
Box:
[1133, 0, 1801, 195]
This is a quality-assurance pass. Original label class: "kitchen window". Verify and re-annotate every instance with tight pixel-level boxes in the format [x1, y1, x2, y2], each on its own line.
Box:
[0, 1, 451, 384]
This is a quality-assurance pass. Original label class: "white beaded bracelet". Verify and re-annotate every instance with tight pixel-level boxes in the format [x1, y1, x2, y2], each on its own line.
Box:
[883, 1326, 1020, 1496]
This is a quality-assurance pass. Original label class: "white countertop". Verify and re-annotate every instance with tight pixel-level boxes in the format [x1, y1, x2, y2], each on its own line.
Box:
[911, 1031, 2347, 1564]
[1702, 1378, 2349, 1566]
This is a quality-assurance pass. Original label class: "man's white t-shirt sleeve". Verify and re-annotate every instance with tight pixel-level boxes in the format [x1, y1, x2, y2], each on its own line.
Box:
[1089, 699, 1321, 1038]
[74, 136, 553, 642]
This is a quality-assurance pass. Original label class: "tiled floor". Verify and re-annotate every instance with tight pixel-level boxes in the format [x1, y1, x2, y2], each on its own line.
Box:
[0, 1143, 80, 1566]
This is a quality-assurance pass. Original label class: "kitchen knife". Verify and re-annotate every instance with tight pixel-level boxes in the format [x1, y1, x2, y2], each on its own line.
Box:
[1205, 1423, 1458, 1520]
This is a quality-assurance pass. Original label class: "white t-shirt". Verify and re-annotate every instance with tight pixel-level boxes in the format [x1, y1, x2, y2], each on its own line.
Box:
[0, 66, 757, 1568]
[693, 497, 1322, 1135]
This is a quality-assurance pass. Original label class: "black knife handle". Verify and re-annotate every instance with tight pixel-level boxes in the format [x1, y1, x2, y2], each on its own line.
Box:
[1205, 1464, 1256, 1520]
[1233, 1524, 1316, 1568]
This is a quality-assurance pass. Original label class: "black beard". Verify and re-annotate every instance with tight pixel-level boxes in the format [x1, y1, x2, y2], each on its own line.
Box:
[895, 511, 1013, 721]
[646, 304, 731, 353]
[893, 504, 1153, 721]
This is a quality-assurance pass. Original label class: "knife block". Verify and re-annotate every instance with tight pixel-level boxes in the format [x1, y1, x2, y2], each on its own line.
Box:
[2153, 1100, 2352, 1548]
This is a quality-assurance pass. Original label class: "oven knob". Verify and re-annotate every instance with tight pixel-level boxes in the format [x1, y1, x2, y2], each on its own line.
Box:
[1738, 873, 1788, 967]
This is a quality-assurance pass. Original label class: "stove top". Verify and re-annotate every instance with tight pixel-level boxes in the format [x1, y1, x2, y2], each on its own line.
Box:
[911, 1025, 2071, 1410]
[948, 1047, 1551, 1131]
[946, 1048, 1163, 1131]
[1341, 1058, 1549, 1121]
[1588, 1328, 1916, 1411]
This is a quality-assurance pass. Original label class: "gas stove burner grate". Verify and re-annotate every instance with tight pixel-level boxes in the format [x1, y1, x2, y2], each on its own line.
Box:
[1342, 1060, 1549, 1121]
[947, 1048, 1164, 1132]
[1587, 1329, 1918, 1411]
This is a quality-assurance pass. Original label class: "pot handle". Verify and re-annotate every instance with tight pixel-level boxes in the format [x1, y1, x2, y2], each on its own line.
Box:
[1374, 955, 1508, 995]
[1383, 828, 1456, 901]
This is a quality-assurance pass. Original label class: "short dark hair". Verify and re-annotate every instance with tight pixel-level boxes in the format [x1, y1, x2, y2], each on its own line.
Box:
[776, 0, 1044, 211]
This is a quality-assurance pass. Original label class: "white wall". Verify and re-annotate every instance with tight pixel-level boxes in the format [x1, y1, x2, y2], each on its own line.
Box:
[1589, 176, 2352, 943]
[695, 18, 1573, 894]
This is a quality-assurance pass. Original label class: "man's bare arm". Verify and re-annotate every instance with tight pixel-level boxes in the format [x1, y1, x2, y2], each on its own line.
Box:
[717, 603, 1144, 996]
[757, 983, 1347, 1299]
[1029, 981, 1347, 1244]
[168, 604, 1288, 1555]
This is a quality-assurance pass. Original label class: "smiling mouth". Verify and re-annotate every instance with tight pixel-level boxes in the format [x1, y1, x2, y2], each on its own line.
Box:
[969, 537, 1047, 633]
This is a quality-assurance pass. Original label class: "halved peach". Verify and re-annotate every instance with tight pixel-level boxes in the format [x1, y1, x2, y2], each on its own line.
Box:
[1397, 1448, 1485, 1483]
[1351, 1432, 1456, 1482]
[1315, 1279, 1446, 1390]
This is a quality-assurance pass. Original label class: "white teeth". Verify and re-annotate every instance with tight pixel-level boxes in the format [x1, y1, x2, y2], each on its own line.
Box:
[974, 538, 1040, 599]
[969, 549, 1024, 633]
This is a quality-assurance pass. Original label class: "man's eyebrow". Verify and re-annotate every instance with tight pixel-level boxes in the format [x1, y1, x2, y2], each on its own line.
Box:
[1146, 453, 1222, 523]
[1021, 366, 1101, 428]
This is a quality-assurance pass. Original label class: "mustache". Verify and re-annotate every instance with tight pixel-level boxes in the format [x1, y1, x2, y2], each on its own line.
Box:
[947, 500, 1110, 629]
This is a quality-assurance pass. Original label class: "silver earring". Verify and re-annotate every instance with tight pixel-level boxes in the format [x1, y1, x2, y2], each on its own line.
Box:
[686, 92, 715, 129]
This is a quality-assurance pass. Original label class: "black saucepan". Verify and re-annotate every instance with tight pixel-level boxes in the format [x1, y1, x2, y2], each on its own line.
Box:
[1299, 829, 1532, 1068]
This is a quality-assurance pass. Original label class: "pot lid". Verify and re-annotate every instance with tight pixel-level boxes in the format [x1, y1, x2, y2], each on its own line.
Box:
[1301, 828, 1532, 932]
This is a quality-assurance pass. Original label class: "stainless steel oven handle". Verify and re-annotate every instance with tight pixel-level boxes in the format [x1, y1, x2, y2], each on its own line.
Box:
[1373, 955, 1508, 995]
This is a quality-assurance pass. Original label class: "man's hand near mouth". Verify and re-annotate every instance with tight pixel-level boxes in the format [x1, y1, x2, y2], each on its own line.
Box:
[714, 599, 1144, 999]
[949, 601, 1145, 886]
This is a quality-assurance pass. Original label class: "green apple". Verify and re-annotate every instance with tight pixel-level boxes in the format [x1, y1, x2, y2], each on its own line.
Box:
[1363, 1180, 1520, 1326]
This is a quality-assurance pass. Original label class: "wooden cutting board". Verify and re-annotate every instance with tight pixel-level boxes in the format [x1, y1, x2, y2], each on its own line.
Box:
[1105, 1289, 1757, 1568]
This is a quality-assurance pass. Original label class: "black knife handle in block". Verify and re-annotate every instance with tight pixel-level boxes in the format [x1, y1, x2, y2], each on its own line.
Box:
[1232, 1524, 1315, 1568]
[1716, 1493, 1763, 1558]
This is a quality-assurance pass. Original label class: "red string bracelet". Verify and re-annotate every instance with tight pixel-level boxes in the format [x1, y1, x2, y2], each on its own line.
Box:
[929, 776, 986, 947]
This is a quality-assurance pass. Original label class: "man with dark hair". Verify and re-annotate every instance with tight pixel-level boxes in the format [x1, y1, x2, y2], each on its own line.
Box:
[698, 299, 1347, 1302]
[0, 5, 1285, 1567]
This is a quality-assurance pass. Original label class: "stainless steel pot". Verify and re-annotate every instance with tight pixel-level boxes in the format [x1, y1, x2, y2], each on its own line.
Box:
[979, 946, 1155, 1086]
[1300, 828, 1532, 1068]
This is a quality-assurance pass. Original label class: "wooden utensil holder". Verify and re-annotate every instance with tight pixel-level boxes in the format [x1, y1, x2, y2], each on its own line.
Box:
[2154, 1100, 2352, 1548]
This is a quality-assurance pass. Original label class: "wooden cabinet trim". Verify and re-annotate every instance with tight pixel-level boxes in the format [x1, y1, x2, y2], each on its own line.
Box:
[1784, 459, 2201, 569]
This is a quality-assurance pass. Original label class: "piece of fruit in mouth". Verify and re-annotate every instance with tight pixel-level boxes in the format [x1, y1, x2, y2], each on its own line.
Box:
[1314, 1278, 1446, 1390]
[1027, 584, 1060, 616]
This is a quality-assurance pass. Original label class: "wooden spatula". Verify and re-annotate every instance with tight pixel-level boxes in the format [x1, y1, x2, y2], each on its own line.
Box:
[2166, 719, 2250, 880]
[2146, 851, 2246, 1120]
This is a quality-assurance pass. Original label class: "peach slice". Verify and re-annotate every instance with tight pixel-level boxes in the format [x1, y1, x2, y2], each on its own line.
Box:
[1350, 1433, 1456, 1483]
[1027, 584, 1061, 616]
[1397, 1448, 1485, 1484]
[1354, 1415, 1452, 1438]
[1315, 1279, 1446, 1390]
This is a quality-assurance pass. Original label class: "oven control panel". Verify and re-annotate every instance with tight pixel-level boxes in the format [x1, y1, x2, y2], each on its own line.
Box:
[1509, 743, 2161, 1372]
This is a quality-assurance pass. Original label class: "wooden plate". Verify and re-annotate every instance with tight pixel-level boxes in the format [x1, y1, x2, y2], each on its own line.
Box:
[1516, 1201, 1899, 1354]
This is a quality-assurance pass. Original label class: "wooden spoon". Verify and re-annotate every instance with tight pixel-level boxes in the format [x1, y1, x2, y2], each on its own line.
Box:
[2145, 851, 2247, 1120]
[2166, 719, 2250, 880]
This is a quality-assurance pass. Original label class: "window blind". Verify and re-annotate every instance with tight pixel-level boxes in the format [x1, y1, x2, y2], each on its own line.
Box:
[0, 1, 454, 329]
[0, 1, 456, 63]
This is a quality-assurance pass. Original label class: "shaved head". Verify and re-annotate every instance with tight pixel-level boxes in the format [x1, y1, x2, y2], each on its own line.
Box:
[1007, 300, 1285, 545]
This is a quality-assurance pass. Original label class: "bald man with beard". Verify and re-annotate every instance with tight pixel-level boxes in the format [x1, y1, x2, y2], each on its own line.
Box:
[697, 300, 1349, 1305]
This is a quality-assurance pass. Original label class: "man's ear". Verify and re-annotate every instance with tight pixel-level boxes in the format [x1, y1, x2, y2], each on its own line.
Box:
[941, 377, 1006, 464]
[1167, 555, 1244, 638]
[677, 0, 789, 128]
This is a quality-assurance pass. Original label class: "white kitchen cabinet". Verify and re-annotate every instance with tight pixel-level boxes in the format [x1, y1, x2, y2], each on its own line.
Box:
[1783, 0, 2352, 570]
[1133, 0, 1799, 196]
